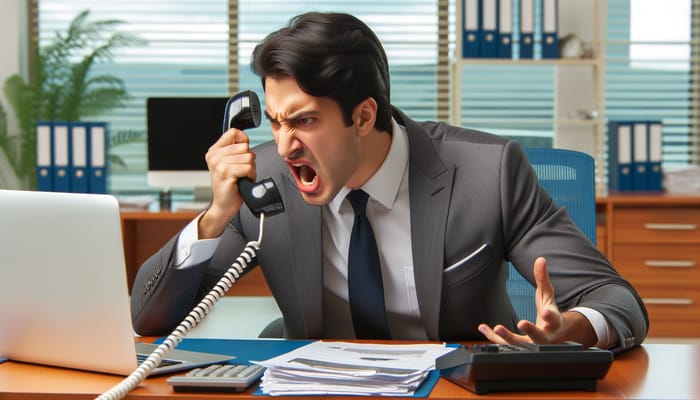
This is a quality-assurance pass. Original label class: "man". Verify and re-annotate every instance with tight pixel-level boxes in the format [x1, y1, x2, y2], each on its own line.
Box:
[131, 12, 647, 353]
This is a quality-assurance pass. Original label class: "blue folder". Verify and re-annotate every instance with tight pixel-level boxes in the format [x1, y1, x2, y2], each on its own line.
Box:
[154, 338, 449, 397]
[607, 121, 634, 192]
[462, 0, 481, 57]
[35, 121, 54, 192]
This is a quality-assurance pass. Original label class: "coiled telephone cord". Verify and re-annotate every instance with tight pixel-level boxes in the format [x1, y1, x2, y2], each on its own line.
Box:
[95, 213, 266, 400]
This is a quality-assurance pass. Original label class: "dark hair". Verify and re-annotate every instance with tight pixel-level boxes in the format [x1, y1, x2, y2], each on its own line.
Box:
[251, 12, 392, 132]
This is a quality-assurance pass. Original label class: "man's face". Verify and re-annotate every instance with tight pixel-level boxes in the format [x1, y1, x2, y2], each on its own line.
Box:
[264, 76, 363, 206]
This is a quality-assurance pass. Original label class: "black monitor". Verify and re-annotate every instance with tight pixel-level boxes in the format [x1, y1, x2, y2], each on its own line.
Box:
[146, 97, 229, 194]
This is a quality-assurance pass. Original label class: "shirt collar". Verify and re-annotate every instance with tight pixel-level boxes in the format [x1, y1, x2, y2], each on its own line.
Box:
[329, 117, 409, 212]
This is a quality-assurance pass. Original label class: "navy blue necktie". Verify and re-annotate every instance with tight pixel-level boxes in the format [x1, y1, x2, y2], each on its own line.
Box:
[346, 189, 390, 339]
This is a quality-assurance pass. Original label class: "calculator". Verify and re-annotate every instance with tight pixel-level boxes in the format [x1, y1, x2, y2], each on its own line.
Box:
[167, 363, 265, 392]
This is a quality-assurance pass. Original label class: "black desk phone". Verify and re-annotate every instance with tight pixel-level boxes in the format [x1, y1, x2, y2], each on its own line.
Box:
[223, 90, 284, 217]
[435, 342, 613, 394]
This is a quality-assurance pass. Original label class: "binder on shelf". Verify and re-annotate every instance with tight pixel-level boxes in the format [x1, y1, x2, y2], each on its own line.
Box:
[462, 0, 481, 57]
[88, 122, 108, 194]
[35, 122, 53, 192]
[497, 0, 513, 58]
[69, 122, 89, 193]
[632, 122, 649, 191]
[52, 122, 71, 193]
[481, 0, 499, 58]
[519, 0, 534, 58]
[647, 121, 663, 192]
[607, 121, 633, 192]
[542, 0, 558, 59]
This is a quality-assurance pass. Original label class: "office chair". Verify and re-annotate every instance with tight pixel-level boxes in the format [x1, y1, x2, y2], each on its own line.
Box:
[506, 147, 597, 323]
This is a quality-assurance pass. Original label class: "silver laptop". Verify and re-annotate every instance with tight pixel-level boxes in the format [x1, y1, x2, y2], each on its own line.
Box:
[0, 189, 233, 375]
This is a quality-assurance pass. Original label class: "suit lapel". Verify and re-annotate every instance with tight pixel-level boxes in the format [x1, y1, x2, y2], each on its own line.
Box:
[398, 110, 454, 340]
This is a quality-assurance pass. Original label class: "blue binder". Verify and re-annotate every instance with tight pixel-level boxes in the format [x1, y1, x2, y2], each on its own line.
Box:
[69, 122, 89, 193]
[632, 122, 649, 191]
[462, 0, 481, 57]
[647, 121, 663, 192]
[35, 122, 54, 192]
[480, 0, 499, 58]
[542, 0, 558, 58]
[607, 121, 633, 192]
[52, 122, 71, 193]
[519, 0, 534, 58]
[497, 0, 513, 58]
[88, 122, 108, 194]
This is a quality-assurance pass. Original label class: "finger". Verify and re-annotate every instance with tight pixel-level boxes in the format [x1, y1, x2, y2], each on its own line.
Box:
[517, 320, 550, 343]
[477, 324, 508, 345]
[533, 257, 555, 298]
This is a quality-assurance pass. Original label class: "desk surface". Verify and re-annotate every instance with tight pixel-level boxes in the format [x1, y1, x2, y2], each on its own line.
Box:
[0, 343, 697, 400]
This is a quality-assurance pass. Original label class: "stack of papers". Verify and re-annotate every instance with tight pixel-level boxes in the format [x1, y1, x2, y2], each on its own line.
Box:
[253, 341, 453, 396]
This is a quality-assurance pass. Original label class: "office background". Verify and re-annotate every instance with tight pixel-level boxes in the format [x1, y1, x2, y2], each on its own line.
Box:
[1, 0, 699, 342]
[0, 0, 698, 197]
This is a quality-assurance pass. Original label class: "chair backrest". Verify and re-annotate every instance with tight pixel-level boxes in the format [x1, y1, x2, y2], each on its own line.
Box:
[506, 148, 597, 322]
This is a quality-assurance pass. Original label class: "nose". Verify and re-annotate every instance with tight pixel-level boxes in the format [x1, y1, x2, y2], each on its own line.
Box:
[275, 126, 302, 159]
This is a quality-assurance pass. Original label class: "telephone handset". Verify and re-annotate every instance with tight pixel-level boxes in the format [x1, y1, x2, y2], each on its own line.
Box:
[98, 90, 282, 400]
[223, 90, 284, 217]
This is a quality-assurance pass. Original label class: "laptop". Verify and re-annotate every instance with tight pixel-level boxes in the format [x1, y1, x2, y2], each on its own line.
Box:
[0, 189, 233, 375]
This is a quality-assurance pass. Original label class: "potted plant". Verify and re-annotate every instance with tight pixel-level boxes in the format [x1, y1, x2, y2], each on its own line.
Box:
[0, 9, 145, 189]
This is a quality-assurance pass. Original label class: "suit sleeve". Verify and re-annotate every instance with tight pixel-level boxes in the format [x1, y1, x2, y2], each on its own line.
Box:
[499, 140, 648, 352]
[130, 215, 251, 336]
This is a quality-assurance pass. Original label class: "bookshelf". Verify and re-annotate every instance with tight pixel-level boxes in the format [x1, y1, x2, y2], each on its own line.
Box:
[450, 0, 608, 195]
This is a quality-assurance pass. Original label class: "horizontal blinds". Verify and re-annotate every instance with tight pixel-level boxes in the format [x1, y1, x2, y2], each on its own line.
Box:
[238, 1, 442, 134]
[605, 0, 694, 167]
[454, 63, 555, 148]
[38, 0, 443, 194]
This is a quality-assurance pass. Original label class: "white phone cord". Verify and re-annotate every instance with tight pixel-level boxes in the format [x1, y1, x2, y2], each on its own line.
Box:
[95, 213, 266, 400]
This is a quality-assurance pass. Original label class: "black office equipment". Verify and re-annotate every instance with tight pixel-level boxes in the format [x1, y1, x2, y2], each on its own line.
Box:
[435, 342, 613, 394]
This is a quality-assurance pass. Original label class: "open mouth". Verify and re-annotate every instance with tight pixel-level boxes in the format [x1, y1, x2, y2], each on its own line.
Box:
[289, 162, 319, 193]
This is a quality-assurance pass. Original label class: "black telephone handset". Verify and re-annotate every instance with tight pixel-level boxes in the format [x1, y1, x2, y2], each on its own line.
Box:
[223, 90, 284, 218]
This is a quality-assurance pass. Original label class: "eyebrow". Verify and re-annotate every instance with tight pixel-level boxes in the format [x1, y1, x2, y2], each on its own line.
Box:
[264, 110, 321, 124]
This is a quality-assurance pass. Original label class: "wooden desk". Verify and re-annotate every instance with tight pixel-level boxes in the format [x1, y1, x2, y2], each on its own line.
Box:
[0, 343, 697, 399]
[120, 210, 271, 296]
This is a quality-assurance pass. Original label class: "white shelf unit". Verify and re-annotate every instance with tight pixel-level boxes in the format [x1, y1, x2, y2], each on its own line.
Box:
[450, 0, 607, 195]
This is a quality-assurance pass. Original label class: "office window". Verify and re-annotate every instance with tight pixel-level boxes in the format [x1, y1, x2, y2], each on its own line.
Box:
[606, 0, 697, 167]
[34, 0, 699, 194]
[36, 0, 446, 194]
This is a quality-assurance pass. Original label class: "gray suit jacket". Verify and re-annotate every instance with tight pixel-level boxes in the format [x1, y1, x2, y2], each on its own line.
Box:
[131, 107, 648, 352]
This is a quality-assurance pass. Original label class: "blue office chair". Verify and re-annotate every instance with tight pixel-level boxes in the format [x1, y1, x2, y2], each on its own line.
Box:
[506, 148, 597, 323]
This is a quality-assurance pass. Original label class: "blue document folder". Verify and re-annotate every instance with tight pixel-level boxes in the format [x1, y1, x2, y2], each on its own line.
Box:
[542, 0, 559, 58]
[35, 122, 53, 192]
[52, 122, 71, 193]
[69, 122, 89, 193]
[607, 121, 634, 192]
[462, 0, 481, 57]
[480, 0, 499, 57]
[519, 0, 534, 58]
[647, 121, 663, 192]
[497, 0, 513, 58]
[88, 122, 108, 194]
[632, 122, 649, 191]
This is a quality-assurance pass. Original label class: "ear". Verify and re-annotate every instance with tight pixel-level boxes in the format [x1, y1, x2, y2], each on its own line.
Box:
[353, 97, 377, 136]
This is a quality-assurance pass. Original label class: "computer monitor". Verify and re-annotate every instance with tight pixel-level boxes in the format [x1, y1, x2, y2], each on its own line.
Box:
[146, 97, 229, 199]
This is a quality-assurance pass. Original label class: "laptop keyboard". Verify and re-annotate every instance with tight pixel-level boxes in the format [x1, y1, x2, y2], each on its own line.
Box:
[137, 353, 183, 367]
